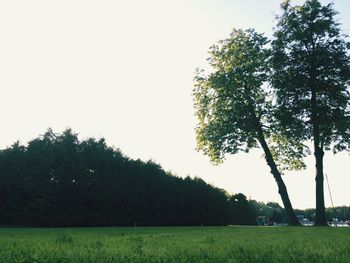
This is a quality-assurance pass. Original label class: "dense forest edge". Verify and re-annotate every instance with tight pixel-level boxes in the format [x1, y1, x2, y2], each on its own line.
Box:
[0, 129, 348, 227]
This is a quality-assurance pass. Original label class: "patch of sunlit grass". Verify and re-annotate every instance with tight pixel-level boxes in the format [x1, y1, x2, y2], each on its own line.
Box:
[0, 226, 349, 262]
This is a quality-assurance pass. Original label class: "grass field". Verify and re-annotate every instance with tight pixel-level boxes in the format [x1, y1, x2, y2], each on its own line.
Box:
[0, 226, 349, 263]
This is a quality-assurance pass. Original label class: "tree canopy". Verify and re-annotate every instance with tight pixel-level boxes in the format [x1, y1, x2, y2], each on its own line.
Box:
[193, 29, 270, 162]
[271, 0, 350, 225]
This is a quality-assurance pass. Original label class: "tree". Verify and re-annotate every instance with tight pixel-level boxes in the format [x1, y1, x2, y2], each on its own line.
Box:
[229, 193, 256, 225]
[266, 202, 285, 223]
[193, 29, 300, 225]
[271, 0, 350, 225]
[0, 128, 232, 226]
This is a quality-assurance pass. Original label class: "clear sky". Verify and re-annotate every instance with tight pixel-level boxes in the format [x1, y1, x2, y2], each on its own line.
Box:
[1, 0, 349, 209]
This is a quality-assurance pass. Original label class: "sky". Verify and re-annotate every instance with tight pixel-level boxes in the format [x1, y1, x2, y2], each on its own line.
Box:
[1, 0, 349, 209]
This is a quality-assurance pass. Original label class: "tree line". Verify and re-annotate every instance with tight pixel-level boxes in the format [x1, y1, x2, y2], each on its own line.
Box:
[0, 129, 233, 227]
[193, 0, 350, 226]
[295, 206, 350, 223]
[0, 128, 299, 227]
[1, 128, 347, 226]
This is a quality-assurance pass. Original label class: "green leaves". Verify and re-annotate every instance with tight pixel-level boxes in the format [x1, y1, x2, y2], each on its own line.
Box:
[269, 134, 309, 172]
[271, 0, 350, 153]
[194, 0, 350, 173]
[193, 29, 269, 164]
[193, 28, 305, 170]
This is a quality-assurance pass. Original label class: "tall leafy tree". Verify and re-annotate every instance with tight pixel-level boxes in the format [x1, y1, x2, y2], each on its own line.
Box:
[193, 29, 300, 225]
[271, 0, 350, 225]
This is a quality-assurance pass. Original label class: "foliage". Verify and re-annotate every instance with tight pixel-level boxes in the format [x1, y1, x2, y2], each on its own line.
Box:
[252, 201, 287, 224]
[193, 29, 270, 163]
[0, 128, 230, 227]
[229, 193, 257, 225]
[0, 128, 301, 227]
[193, 28, 301, 225]
[295, 206, 350, 222]
[193, 28, 306, 170]
[325, 206, 350, 222]
[269, 134, 309, 171]
[271, 0, 350, 153]
[271, 0, 350, 225]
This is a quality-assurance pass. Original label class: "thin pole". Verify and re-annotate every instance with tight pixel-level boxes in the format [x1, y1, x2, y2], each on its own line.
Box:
[325, 174, 334, 208]
[325, 173, 336, 226]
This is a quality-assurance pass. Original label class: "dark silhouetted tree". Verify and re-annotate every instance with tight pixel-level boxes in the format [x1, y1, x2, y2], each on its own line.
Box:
[229, 193, 256, 225]
[271, 0, 350, 225]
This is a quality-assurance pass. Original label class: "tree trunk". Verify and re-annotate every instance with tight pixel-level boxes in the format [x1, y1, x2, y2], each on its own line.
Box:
[256, 126, 300, 226]
[310, 79, 328, 226]
[314, 147, 328, 226]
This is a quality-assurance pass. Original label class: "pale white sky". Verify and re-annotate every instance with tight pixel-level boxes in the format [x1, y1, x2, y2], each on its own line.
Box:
[0, 0, 349, 209]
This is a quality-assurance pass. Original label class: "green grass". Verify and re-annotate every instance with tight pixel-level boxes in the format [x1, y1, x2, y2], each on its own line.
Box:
[0, 226, 349, 262]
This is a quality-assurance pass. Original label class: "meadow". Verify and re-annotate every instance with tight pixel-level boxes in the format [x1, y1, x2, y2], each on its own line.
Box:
[0, 226, 349, 263]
